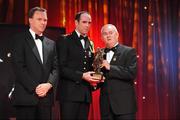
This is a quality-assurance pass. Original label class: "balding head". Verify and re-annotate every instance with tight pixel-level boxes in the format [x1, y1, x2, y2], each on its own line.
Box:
[101, 24, 119, 48]
[101, 24, 118, 34]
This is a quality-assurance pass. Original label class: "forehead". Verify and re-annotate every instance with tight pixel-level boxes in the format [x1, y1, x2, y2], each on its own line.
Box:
[33, 11, 47, 18]
[80, 13, 91, 21]
[102, 26, 115, 33]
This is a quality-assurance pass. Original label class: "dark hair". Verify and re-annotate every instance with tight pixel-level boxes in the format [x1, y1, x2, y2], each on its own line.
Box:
[28, 7, 47, 18]
[75, 11, 90, 22]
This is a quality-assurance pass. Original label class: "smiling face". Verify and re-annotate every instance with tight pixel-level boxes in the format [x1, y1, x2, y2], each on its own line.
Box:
[75, 13, 92, 35]
[29, 11, 47, 35]
[101, 24, 119, 48]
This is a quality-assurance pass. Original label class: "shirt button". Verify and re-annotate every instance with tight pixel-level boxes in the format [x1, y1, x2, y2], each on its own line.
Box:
[84, 62, 86, 64]
[85, 56, 87, 58]
[83, 67, 86, 70]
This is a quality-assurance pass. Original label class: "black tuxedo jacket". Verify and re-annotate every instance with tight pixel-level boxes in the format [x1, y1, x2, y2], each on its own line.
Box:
[56, 31, 94, 103]
[11, 30, 58, 106]
[100, 44, 137, 115]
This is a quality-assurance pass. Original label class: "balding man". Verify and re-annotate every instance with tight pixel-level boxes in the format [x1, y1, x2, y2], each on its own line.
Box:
[100, 24, 137, 120]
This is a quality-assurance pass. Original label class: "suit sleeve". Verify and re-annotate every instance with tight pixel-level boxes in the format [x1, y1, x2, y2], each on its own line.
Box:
[56, 36, 83, 83]
[47, 42, 59, 87]
[109, 48, 137, 80]
[11, 35, 38, 93]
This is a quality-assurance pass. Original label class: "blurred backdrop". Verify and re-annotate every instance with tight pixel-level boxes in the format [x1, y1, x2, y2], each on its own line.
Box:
[0, 0, 179, 119]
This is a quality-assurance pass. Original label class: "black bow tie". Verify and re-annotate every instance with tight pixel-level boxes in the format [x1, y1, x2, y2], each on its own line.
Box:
[79, 35, 90, 50]
[104, 47, 117, 53]
[35, 34, 44, 41]
[79, 35, 88, 41]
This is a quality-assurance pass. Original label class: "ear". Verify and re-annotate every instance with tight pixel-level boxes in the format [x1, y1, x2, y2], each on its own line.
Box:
[29, 18, 32, 24]
[75, 20, 78, 27]
[116, 32, 119, 39]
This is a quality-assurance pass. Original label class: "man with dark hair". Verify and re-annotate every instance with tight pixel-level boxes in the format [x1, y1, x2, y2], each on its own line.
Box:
[28, 7, 47, 18]
[11, 6, 58, 120]
[56, 11, 98, 120]
[75, 11, 90, 21]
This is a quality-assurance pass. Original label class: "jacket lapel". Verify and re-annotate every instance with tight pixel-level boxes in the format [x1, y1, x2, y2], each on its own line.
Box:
[110, 44, 122, 64]
[26, 31, 43, 64]
[71, 31, 84, 49]
[43, 37, 50, 65]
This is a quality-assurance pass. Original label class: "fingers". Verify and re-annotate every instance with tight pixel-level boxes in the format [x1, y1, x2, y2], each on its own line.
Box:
[36, 89, 46, 97]
[35, 83, 52, 97]
[83, 71, 105, 84]
[102, 60, 110, 70]
[36, 91, 46, 97]
[88, 71, 95, 74]
[82, 71, 94, 81]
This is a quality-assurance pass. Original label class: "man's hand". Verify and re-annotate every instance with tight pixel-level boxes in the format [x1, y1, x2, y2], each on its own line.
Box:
[82, 71, 94, 82]
[102, 60, 110, 70]
[35, 83, 52, 97]
[82, 71, 104, 87]
[82, 71, 100, 83]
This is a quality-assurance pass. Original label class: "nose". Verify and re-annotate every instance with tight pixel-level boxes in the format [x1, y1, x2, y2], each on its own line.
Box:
[106, 33, 111, 38]
[42, 21, 46, 25]
[86, 23, 90, 27]
[42, 19, 47, 24]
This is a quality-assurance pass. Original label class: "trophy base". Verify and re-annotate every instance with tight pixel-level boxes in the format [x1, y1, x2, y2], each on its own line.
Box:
[91, 72, 104, 81]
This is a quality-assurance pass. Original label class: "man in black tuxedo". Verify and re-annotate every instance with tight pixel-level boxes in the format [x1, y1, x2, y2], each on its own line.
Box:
[100, 24, 137, 120]
[11, 7, 58, 120]
[56, 11, 99, 120]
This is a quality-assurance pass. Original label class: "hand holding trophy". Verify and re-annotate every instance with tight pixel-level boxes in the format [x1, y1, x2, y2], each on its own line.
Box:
[91, 48, 105, 87]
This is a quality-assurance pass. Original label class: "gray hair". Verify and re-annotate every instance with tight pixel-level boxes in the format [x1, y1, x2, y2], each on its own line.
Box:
[101, 24, 118, 34]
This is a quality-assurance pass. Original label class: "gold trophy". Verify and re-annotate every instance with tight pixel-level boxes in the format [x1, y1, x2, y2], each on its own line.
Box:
[92, 48, 105, 81]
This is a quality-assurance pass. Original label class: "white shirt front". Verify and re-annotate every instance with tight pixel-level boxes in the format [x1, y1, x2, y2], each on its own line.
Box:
[106, 43, 118, 63]
[29, 29, 43, 63]
[106, 51, 114, 63]
[75, 30, 86, 49]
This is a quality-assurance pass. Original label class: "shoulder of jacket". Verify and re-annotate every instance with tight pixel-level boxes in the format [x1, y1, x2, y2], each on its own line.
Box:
[45, 37, 55, 44]
[62, 33, 73, 39]
[121, 45, 133, 49]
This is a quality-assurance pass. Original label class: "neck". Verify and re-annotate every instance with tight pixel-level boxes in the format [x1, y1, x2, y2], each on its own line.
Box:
[31, 29, 42, 36]
[75, 29, 86, 36]
[107, 42, 118, 48]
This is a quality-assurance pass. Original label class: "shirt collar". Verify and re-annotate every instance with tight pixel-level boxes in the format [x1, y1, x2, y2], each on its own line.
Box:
[113, 42, 119, 48]
[75, 29, 87, 38]
[29, 29, 43, 40]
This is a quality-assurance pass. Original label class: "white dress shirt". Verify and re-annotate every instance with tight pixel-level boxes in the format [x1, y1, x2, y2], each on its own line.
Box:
[106, 51, 114, 63]
[106, 43, 118, 63]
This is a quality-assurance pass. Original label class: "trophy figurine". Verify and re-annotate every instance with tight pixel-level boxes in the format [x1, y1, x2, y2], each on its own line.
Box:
[92, 48, 105, 81]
